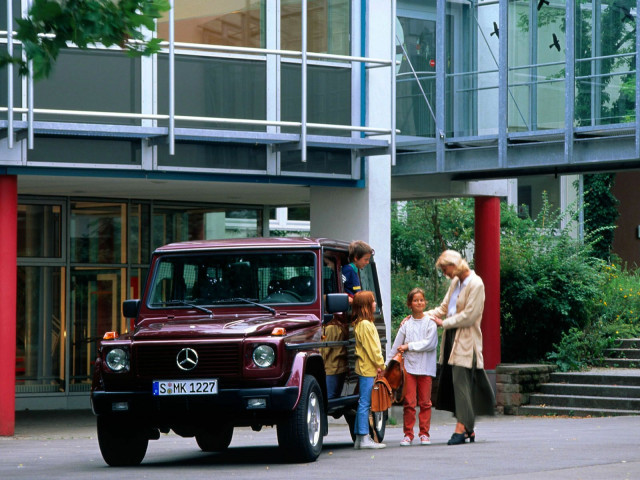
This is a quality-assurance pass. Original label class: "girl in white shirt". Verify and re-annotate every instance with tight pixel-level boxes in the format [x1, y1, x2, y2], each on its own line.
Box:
[390, 288, 438, 446]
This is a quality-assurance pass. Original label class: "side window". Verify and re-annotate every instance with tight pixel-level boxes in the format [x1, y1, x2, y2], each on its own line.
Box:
[322, 253, 338, 295]
[359, 262, 380, 311]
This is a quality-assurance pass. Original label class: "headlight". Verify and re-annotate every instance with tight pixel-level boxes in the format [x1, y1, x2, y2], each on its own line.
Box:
[252, 345, 275, 368]
[105, 348, 129, 372]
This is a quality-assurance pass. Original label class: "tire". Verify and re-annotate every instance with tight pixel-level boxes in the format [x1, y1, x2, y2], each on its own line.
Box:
[277, 375, 325, 462]
[97, 415, 148, 466]
[369, 410, 387, 443]
[195, 424, 234, 452]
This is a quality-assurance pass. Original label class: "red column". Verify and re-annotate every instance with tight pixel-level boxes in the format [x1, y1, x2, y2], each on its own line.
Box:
[0, 175, 17, 436]
[474, 196, 501, 370]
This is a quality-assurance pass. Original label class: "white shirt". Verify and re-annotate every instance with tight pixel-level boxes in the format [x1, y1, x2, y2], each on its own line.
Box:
[447, 272, 474, 317]
[389, 315, 438, 376]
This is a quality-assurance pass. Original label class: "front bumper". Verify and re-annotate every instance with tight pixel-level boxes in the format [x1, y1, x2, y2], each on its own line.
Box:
[91, 385, 299, 420]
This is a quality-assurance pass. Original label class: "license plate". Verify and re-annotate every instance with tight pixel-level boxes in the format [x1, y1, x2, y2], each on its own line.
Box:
[153, 379, 218, 396]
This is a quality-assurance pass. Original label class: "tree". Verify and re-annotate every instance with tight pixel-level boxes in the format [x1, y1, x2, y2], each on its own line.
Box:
[583, 173, 619, 260]
[0, 0, 169, 80]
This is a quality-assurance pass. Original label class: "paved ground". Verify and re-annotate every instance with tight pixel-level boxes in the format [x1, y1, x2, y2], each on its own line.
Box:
[1, 407, 639, 479]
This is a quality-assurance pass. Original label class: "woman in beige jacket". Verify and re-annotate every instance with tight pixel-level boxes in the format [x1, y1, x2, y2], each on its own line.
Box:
[427, 250, 495, 445]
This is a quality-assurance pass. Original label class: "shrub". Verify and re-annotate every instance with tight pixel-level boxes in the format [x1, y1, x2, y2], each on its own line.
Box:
[500, 194, 605, 362]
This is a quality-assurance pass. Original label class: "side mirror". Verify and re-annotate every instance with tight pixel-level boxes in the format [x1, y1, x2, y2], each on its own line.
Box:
[122, 299, 141, 319]
[325, 293, 349, 314]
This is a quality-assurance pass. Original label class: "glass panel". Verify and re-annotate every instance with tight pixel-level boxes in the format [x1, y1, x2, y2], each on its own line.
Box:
[157, 56, 266, 130]
[280, 149, 352, 174]
[147, 251, 317, 306]
[509, 0, 565, 132]
[281, 0, 350, 55]
[575, 0, 636, 126]
[70, 202, 126, 264]
[17, 204, 62, 258]
[129, 203, 150, 265]
[281, 63, 351, 135]
[152, 206, 260, 248]
[70, 268, 124, 389]
[396, 14, 437, 138]
[157, 0, 265, 47]
[16, 266, 65, 393]
[446, 0, 497, 137]
[27, 137, 141, 165]
[33, 50, 141, 124]
[156, 143, 267, 170]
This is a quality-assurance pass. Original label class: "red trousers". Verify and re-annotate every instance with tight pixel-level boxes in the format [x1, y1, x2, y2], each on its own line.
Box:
[403, 372, 432, 438]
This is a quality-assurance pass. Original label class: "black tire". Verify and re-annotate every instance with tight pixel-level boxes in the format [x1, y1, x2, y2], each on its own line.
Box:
[369, 410, 387, 443]
[277, 375, 325, 462]
[195, 424, 234, 452]
[97, 415, 148, 467]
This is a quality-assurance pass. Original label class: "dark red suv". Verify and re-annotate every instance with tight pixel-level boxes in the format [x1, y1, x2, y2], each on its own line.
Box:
[91, 237, 387, 466]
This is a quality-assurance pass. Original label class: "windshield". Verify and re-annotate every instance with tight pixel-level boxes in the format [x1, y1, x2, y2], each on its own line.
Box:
[147, 251, 317, 308]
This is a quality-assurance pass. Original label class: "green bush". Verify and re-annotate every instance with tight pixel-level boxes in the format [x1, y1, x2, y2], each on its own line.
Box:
[500, 194, 604, 363]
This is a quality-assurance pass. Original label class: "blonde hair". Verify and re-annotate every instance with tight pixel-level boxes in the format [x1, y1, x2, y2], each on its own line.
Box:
[436, 250, 470, 277]
[352, 290, 375, 325]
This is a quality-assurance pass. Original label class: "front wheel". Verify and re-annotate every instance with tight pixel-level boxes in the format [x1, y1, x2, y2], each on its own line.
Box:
[277, 375, 325, 462]
[195, 424, 234, 452]
[97, 415, 149, 466]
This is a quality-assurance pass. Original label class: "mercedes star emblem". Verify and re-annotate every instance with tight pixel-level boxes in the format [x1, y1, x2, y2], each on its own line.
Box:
[176, 347, 199, 371]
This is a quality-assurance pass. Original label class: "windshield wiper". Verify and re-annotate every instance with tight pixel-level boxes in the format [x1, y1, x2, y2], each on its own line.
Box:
[153, 300, 213, 316]
[214, 298, 276, 315]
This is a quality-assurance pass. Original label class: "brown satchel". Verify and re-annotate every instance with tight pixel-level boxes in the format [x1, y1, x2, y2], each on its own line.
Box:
[370, 377, 393, 412]
[384, 352, 407, 404]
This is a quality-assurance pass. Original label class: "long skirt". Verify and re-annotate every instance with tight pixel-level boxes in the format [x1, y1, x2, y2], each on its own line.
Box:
[435, 328, 495, 430]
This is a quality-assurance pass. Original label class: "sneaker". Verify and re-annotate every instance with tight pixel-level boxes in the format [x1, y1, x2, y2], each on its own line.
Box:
[419, 435, 431, 445]
[400, 435, 413, 446]
[360, 434, 386, 449]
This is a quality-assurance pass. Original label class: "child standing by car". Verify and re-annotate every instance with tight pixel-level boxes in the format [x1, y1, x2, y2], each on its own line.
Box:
[352, 290, 386, 449]
[342, 240, 374, 302]
[391, 287, 438, 446]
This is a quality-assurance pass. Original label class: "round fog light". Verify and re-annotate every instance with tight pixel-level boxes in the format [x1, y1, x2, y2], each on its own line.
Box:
[252, 345, 275, 368]
[105, 348, 129, 372]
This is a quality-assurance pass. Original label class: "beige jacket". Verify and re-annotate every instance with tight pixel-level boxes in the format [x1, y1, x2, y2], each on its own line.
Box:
[426, 272, 486, 369]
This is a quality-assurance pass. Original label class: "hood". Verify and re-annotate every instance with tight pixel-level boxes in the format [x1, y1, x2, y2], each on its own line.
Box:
[133, 313, 320, 339]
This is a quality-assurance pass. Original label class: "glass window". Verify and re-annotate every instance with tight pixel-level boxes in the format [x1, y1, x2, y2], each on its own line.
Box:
[157, 0, 265, 47]
[16, 266, 65, 393]
[129, 203, 151, 265]
[18, 204, 62, 258]
[396, 14, 437, 138]
[27, 137, 141, 165]
[70, 268, 124, 390]
[70, 202, 126, 264]
[509, 0, 566, 132]
[281, 0, 350, 55]
[157, 56, 267, 130]
[147, 251, 317, 306]
[33, 50, 142, 124]
[156, 143, 267, 170]
[152, 206, 260, 248]
[280, 148, 352, 174]
[575, 0, 636, 127]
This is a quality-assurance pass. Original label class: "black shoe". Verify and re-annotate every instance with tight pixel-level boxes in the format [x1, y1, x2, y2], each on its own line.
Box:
[447, 432, 466, 445]
[465, 430, 475, 443]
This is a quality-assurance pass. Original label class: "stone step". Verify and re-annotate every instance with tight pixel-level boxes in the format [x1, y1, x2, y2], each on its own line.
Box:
[528, 393, 640, 411]
[539, 383, 640, 399]
[617, 338, 640, 349]
[550, 371, 640, 386]
[601, 358, 640, 368]
[604, 348, 640, 359]
[518, 405, 640, 417]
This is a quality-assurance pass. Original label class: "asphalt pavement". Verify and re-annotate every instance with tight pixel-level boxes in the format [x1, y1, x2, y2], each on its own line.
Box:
[1, 407, 639, 479]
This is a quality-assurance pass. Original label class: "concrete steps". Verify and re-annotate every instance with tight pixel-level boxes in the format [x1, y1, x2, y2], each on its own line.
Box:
[520, 339, 640, 417]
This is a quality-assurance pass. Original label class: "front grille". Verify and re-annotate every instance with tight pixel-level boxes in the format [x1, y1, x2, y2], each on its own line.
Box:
[134, 342, 242, 379]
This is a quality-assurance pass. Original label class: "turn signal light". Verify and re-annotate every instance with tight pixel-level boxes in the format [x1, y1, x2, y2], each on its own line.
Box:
[103, 331, 119, 340]
[271, 327, 286, 336]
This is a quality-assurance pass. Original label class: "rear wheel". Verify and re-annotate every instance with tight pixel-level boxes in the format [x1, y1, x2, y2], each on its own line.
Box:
[277, 375, 325, 462]
[195, 424, 234, 452]
[97, 415, 148, 466]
